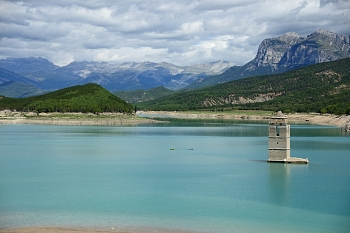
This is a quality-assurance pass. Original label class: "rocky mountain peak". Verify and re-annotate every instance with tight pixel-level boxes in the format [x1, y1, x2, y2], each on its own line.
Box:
[251, 29, 350, 71]
[307, 29, 343, 44]
[311, 29, 336, 36]
[277, 32, 302, 43]
[279, 29, 350, 68]
[253, 32, 302, 69]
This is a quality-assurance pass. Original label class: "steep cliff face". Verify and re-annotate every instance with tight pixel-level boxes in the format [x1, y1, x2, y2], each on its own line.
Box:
[253, 32, 303, 70]
[279, 29, 350, 68]
[252, 29, 350, 71]
[220, 32, 305, 80]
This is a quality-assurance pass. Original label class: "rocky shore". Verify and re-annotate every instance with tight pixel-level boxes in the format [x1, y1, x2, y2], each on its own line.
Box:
[0, 111, 161, 126]
[138, 110, 350, 127]
[0, 227, 199, 233]
[1, 110, 350, 127]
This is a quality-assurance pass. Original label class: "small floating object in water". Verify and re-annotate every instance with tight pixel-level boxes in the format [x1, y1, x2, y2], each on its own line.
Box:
[188, 148, 194, 150]
[170, 148, 175, 150]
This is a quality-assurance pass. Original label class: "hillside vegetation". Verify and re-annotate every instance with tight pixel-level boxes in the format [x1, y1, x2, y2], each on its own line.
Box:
[140, 58, 350, 115]
[0, 83, 134, 113]
[114, 86, 174, 103]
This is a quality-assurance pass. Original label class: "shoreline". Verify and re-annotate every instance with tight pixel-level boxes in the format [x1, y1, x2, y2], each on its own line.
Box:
[0, 111, 163, 126]
[0, 227, 202, 233]
[1, 110, 349, 127]
[138, 110, 350, 127]
[0, 117, 161, 126]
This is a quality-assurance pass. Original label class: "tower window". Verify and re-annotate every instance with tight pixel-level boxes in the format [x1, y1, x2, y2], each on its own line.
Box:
[276, 125, 280, 136]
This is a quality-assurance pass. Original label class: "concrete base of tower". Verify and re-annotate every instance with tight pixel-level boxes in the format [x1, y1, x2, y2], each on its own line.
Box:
[267, 157, 309, 164]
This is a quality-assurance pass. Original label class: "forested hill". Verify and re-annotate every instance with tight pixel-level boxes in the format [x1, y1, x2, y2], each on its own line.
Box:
[0, 83, 134, 113]
[141, 58, 350, 115]
[114, 86, 174, 103]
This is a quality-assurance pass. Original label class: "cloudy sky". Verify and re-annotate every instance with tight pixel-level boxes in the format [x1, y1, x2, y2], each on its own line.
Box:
[0, 0, 349, 66]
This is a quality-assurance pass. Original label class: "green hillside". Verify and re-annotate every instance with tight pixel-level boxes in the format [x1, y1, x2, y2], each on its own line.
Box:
[0, 83, 134, 113]
[141, 58, 350, 115]
[114, 86, 174, 103]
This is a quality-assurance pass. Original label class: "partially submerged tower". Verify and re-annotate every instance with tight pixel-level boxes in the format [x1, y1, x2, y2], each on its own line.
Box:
[268, 111, 308, 164]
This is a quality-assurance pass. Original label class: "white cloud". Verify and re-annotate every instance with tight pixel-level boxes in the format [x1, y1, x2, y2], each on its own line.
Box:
[0, 0, 349, 66]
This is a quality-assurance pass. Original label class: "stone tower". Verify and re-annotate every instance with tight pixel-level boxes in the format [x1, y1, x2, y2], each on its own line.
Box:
[268, 111, 309, 163]
[268, 111, 290, 162]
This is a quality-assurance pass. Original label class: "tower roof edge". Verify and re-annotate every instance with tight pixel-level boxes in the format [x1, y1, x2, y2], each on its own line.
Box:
[271, 111, 287, 119]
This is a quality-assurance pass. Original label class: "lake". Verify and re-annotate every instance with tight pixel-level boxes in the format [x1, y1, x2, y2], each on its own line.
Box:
[0, 119, 349, 233]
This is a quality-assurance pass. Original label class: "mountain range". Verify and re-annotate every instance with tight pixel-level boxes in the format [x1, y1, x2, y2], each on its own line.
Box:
[0, 29, 349, 98]
[187, 29, 350, 89]
[0, 58, 234, 97]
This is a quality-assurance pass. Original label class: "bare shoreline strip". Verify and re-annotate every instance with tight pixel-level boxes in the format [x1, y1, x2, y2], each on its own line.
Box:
[0, 227, 202, 233]
[0, 111, 164, 126]
[0, 110, 349, 127]
[0, 117, 162, 126]
[138, 110, 350, 127]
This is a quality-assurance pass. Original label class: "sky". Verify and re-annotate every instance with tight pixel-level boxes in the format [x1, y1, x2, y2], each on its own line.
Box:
[0, 0, 349, 66]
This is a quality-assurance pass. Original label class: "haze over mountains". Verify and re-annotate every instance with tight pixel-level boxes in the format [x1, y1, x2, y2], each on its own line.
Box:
[0, 29, 349, 98]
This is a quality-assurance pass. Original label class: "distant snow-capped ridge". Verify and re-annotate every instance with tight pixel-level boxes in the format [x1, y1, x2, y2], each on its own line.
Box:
[62, 60, 235, 77]
[0, 57, 235, 92]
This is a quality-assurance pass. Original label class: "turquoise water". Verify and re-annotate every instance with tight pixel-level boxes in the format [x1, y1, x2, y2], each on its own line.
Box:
[0, 121, 349, 232]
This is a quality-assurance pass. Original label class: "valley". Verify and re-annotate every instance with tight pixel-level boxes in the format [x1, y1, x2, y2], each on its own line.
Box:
[0, 29, 349, 117]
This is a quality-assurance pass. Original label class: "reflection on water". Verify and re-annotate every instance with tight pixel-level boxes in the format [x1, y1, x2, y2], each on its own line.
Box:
[269, 163, 291, 205]
[268, 163, 309, 206]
